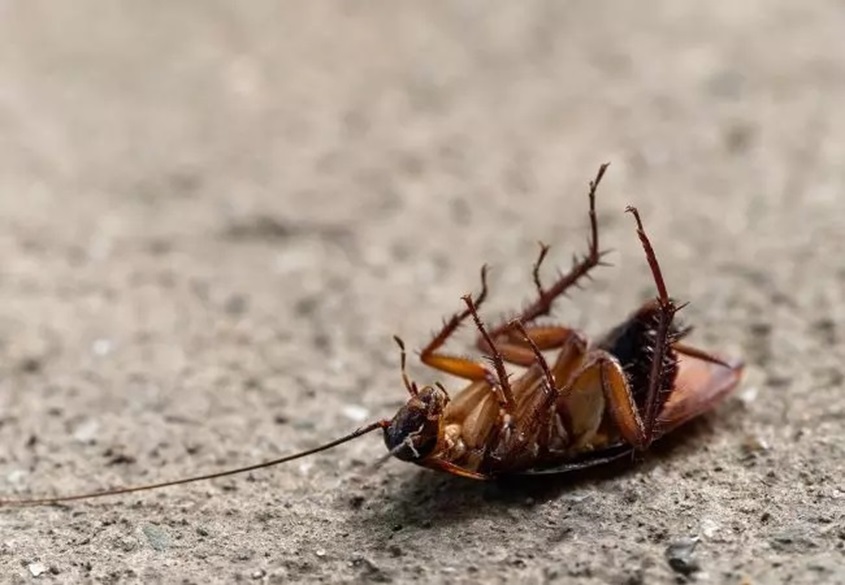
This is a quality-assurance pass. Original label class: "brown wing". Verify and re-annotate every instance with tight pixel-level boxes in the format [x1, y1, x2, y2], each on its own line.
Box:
[657, 351, 744, 435]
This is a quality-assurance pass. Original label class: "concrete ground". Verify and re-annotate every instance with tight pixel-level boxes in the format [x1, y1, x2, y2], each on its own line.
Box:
[1, 2, 843, 583]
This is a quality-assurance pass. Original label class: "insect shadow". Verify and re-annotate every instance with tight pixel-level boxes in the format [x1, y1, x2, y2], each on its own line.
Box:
[358, 414, 722, 532]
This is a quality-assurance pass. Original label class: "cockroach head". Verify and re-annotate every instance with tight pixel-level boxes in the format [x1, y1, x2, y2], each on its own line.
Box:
[383, 384, 448, 462]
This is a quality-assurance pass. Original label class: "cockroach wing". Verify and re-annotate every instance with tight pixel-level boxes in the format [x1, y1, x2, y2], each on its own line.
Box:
[657, 352, 744, 435]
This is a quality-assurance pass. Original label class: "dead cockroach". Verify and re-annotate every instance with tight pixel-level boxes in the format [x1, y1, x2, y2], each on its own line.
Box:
[0, 163, 743, 506]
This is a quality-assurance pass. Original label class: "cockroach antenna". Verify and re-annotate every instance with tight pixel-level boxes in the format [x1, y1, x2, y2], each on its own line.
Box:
[0, 421, 388, 507]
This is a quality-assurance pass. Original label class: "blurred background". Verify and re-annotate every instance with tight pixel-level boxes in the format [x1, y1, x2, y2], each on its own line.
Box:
[1, 2, 843, 583]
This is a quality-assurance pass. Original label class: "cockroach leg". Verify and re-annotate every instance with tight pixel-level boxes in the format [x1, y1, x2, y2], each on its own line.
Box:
[625, 205, 678, 446]
[595, 354, 648, 448]
[672, 341, 734, 369]
[462, 294, 517, 411]
[551, 352, 648, 450]
[626, 206, 670, 303]
[531, 241, 552, 298]
[418, 265, 493, 383]
[509, 320, 558, 400]
[484, 324, 579, 367]
[423, 459, 490, 481]
[483, 162, 611, 344]
[393, 335, 419, 396]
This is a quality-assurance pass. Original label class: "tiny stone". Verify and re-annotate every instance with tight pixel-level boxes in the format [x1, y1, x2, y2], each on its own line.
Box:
[700, 518, 720, 538]
[740, 434, 769, 456]
[28, 562, 48, 577]
[738, 385, 759, 405]
[665, 536, 700, 576]
[6, 469, 27, 484]
[315, 549, 326, 558]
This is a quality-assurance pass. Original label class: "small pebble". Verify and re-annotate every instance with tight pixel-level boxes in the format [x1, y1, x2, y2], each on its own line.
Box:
[741, 435, 770, 456]
[738, 385, 759, 405]
[700, 518, 720, 539]
[28, 562, 47, 577]
[564, 491, 591, 504]
[665, 536, 700, 576]
[315, 549, 327, 558]
[6, 469, 27, 484]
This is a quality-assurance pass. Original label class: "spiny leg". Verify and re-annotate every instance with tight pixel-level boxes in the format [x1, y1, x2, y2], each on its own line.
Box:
[516, 163, 609, 323]
[480, 320, 567, 471]
[471, 324, 590, 470]
[509, 320, 558, 402]
[546, 351, 651, 450]
[482, 163, 611, 345]
[419, 265, 492, 382]
[532, 242, 551, 299]
[462, 294, 516, 411]
[479, 240, 581, 364]
[673, 341, 734, 369]
[549, 352, 638, 449]
[393, 335, 418, 396]
[556, 199, 690, 453]
[591, 353, 648, 449]
[485, 324, 579, 367]
[625, 206, 679, 447]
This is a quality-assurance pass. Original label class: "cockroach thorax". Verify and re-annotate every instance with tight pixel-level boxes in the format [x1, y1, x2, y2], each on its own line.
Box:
[383, 385, 449, 462]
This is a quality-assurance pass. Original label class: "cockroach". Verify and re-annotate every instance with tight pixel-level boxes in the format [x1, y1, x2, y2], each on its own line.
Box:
[0, 163, 743, 506]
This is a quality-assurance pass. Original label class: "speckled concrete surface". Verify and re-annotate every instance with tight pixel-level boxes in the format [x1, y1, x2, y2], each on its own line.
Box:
[0, 2, 843, 584]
